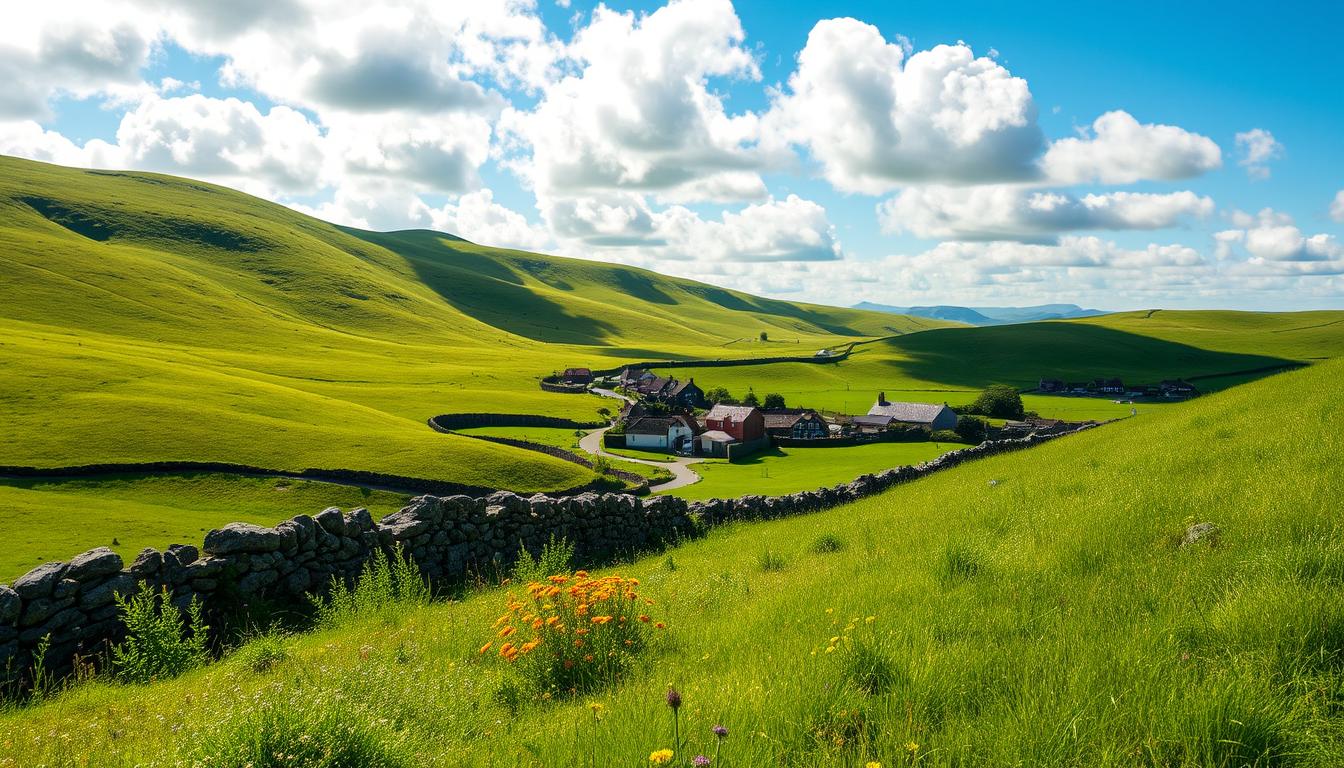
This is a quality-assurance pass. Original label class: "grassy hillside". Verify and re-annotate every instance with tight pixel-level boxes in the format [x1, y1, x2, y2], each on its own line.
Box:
[0, 474, 412, 582]
[0, 155, 937, 488]
[4, 357, 1340, 767]
[658, 309, 1342, 419]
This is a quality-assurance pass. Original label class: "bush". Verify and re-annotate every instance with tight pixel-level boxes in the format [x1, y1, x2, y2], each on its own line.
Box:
[705, 386, 733, 404]
[763, 392, 786, 410]
[742, 391, 760, 407]
[511, 535, 575, 586]
[111, 584, 210, 684]
[182, 695, 412, 767]
[954, 415, 989, 444]
[970, 384, 1025, 419]
[485, 570, 665, 696]
[930, 429, 962, 443]
[810, 534, 845, 554]
[234, 630, 290, 674]
[886, 423, 930, 442]
[312, 546, 430, 628]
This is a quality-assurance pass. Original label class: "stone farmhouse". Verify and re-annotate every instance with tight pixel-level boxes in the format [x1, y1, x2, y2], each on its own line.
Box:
[855, 392, 958, 432]
[561, 367, 593, 384]
[762, 409, 830, 440]
[624, 415, 697, 452]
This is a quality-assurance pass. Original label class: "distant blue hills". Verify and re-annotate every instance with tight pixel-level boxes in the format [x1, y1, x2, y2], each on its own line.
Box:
[854, 302, 1108, 326]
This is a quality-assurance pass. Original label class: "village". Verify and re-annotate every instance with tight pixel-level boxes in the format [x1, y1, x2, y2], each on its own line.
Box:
[551, 365, 1090, 462]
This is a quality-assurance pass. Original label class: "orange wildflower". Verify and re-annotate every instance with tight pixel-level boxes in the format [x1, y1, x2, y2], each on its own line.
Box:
[479, 642, 492, 655]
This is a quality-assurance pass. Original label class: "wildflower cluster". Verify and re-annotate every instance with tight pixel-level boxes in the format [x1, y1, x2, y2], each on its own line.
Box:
[482, 570, 664, 695]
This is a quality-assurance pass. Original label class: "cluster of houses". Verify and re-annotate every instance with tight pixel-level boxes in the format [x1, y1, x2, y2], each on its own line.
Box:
[1037, 377, 1199, 399]
[609, 367, 962, 458]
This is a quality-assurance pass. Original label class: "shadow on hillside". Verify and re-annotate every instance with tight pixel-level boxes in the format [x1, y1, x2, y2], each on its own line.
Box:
[346, 229, 624, 345]
[879, 323, 1295, 388]
[683, 285, 870, 337]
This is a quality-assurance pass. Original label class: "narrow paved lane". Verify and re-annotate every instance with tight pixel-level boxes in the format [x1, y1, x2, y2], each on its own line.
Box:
[578, 427, 703, 493]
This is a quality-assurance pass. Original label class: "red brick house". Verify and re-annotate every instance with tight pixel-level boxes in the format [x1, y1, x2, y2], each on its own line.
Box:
[703, 404, 765, 442]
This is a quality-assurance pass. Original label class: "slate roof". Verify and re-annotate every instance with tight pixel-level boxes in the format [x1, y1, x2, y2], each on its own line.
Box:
[705, 404, 759, 421]
[625, 416, 693, 436]
[762, 409, 824, 430]
[699, 430, 735, 442]
[866, 401, 950, 424]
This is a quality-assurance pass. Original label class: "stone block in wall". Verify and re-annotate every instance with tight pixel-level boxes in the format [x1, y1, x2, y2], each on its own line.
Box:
[348, 508, 374, 532]
[54, 578, 80, 600]
[22, 596, 71, 627]
[80, 573, 136, 610]
[12, 561, 68, 599]
[238, 569, 279, 595]
[66, 547, 123, 581]
[128, 548, 162, 577]
[315, 507, 346, 536]
[0, 585, 19, 625]
[203, 523, 284, 555]
[167, 543, 199, 565]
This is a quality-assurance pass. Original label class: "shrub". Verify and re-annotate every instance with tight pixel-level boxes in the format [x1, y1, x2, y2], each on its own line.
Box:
[970, 384, 1025, 419]
[511, 535, 575, 586]
[810, 534, 845, 554]
[110, 584, 210, 684]
[742, 391, 760, 407]
[484, 570, 665, 696]
[954, 415, 989, 444]
[705, 386, 733, 404]
[763, 392, 786, 410]
[312, 546, 430, 628]
[930, 429, 962, 443]
[757, 549, 787, 572]
[234, 630, 290, 674]
[182, 695, 411, 767]
[759, 331, 769, 341]
[886, 423, 930, 442]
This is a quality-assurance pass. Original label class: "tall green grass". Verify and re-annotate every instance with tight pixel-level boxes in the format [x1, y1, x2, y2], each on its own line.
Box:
[1, 358, 1339, 766]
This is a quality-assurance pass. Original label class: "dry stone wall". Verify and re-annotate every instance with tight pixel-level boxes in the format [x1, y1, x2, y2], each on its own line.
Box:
[0, 424, 1094, 689]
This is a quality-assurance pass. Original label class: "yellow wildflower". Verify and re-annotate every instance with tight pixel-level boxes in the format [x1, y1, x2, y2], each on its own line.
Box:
[649, 749, 674, 764]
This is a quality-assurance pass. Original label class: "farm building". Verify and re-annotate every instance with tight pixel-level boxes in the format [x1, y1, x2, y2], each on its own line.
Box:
[700, 404, 767, 458]
[1038, 378, 1066, 393]
[619, 367, 655, 388]
[624, 415, 696, 452]
[1160, 379, 1199, 397]
[561, 367, 593, 385]
[866, 393, 957, 431]
[762, 409, 830, 439]
[667, 378, 706, 409]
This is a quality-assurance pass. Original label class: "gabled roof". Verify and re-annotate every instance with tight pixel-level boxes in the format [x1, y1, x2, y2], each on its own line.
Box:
[626, 416, 693, 435]
[668, 378, 700, 396]
[705, 404, 759, 422]
[761, 409, 824, 429]
[866, 401, 950, 424]
[700, 430, 736, 442]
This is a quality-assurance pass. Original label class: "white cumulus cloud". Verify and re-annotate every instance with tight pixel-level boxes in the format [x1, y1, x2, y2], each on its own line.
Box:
[877, 187, 1213, 242]
[1042, 110, 1222, 185]
[1234, 128, 1284, 179]
[764, 19, 1042, 193]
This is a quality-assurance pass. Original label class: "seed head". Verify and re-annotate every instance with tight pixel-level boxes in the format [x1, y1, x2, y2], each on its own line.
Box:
[666, 687, 682, 711]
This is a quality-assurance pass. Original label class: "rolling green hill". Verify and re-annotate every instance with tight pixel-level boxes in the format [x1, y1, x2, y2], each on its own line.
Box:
[4, 356, 1340, 767]
[0, 155, 941, 488]
[658, 309, 1343, 420]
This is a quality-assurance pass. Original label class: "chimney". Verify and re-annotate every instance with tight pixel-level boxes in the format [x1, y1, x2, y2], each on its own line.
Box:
[878, 391, 887, 405]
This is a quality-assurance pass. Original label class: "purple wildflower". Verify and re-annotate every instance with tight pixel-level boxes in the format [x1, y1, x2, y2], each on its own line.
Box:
[694, 756, 711, 767]
[712, 725, 728, 738]
[666, 687, 682, 711]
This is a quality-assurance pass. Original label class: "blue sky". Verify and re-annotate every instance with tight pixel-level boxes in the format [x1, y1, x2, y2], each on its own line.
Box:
[5, 0, 1342, 310]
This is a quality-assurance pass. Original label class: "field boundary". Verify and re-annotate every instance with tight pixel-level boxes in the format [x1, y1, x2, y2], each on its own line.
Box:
[0, 423, 1096, 691]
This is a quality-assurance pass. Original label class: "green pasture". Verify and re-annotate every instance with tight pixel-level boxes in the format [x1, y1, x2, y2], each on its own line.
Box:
[0, 473, 411, 582]
[667, 440, 956, 501]
[4, 358, 1340, 766]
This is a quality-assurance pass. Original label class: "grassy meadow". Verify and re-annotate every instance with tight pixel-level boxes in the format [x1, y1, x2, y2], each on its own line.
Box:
[3, 355, 1340, 767]
[656, 310, 1341, 420]
[666, 441, 955, 501]
[0, 474, 411, 582]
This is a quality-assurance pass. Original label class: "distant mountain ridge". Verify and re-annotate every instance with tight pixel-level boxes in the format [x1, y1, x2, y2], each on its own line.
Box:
[853, 302, 1108, 326]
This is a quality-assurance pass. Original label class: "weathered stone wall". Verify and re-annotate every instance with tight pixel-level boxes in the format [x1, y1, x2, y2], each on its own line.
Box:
[454, 432, 649, 494]
[427, 413, 604, 432]
[0, 424, 1094, 690]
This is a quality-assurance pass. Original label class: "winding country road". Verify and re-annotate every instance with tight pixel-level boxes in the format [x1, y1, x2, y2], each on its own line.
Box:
[578, 427, 704, 493]
[582, 386, 704, 492]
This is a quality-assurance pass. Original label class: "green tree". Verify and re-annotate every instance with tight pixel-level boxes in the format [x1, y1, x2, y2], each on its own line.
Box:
[971, 384, 1025, 419]
[742, 391, 761, 407]
[705, 386, 733, 404]
[759, 331, 769, 342]
[954, 415, 989, 444]
[763, 392, 786, 410]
